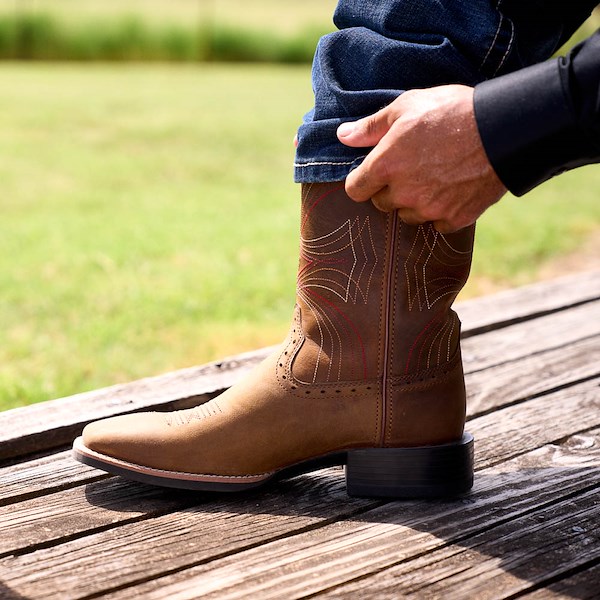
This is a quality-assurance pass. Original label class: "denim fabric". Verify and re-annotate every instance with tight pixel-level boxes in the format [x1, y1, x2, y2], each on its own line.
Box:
[294, 0, 570, 183]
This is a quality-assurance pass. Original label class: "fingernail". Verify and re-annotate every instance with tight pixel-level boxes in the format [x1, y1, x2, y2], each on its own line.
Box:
[337, 122, 355, 138]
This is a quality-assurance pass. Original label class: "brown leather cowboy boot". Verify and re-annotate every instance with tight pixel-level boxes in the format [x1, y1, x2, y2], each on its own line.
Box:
[73, 182, 474, 498]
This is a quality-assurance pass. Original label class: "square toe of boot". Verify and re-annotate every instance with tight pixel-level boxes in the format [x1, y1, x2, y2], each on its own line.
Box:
[81, 413, 165, 464]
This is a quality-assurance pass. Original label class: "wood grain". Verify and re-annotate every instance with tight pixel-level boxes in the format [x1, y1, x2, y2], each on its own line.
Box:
[0, 395, 597, 599]
[93, 429, 600, 600]
[455, 269, 600, 337]
[468, 377, 600, 470]
[460, 299, 600, 374]
[0, 450, 106, 507]
[320, 489, 600, 599]
[520, 561, 600, 600]
[465, 335, 600, 418]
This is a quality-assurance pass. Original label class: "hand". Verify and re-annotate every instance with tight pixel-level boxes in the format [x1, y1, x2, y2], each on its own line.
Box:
[337, 84, 507, 233]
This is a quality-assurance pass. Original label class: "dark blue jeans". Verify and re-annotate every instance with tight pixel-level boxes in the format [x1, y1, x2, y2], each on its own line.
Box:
[294, 0, 568, 183]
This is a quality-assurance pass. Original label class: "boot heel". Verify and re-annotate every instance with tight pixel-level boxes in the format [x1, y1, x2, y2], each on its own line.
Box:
[346, 433, 474, 498]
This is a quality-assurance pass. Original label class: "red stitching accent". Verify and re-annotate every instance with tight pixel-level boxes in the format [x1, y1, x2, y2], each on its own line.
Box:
[405, 312, 444, 375]
[305, 288, 368, 380]
[301, 184, 345, 233]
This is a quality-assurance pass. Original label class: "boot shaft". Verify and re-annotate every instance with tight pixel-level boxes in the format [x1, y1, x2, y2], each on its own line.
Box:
[388, 217, 474, 379]
[293, 182, 474, 447]
[293, 182, 388, 383]
[294, 183, 474, 379]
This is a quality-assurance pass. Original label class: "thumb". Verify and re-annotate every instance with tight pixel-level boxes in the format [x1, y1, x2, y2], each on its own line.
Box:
[337, 105, 396, 148]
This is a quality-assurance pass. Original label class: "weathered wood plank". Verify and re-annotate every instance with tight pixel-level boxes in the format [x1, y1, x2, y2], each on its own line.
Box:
[465, 334, 600, 418]
[2, 296, 597, 464]
[0, 450, 106, 507]
[0, 466, 378, 560]
[470, 377, 599, 470]
[0, 476, 203, 558]
[456, 269, 600, 338]
[0, 382, 597, 598]
[61, 429, 598, 600]
[0, 471, 375, 599]
[520, 561, 600, 600]
[319, 489, 600, 599]
[460, 299, 600, 374]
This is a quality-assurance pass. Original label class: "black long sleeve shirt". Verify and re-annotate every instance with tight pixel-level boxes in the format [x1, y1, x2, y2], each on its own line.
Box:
[474, 25, 600, 195]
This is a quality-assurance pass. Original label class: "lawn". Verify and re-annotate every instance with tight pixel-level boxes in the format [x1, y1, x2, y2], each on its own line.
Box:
[1, 63, 599, 410]
[0, 0, 338, 33]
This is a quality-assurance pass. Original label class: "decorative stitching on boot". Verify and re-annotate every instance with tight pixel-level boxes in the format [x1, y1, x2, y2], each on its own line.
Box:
[296, 193, 378, 382]
[405, 225, 472, 312]
[387, 216, 402, 445]
[165, 400, 223, 426]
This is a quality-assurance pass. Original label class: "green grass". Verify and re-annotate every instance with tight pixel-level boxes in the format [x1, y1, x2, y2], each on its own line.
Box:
[0, 12, 332, 63]
[0, 63, 598, 410]
[0, 1, 337, 33]
[471, 166, 599, 292]
[0, 0, 338, 62]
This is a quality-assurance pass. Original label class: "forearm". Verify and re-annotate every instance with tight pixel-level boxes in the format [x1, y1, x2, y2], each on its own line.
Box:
[474, 30, 600, 196]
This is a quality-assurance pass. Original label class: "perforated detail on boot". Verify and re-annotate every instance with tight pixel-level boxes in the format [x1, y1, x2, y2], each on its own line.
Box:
[390, 347, 462, 387]
[276, 305, 378, 398]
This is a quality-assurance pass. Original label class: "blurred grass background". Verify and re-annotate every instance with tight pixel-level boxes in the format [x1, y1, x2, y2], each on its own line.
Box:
[0, 0, 335, 62]
[0, 2, 599, 410]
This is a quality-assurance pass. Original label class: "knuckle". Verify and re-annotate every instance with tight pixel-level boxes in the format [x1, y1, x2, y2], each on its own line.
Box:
[371, 155, 394, 182]
[362, 116, 379, 139]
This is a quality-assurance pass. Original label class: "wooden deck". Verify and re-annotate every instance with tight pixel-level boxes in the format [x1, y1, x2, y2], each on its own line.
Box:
[1, 271, 599, 600]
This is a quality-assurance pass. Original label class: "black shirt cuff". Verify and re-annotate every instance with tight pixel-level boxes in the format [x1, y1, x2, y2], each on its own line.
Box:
[474, 43, 600, 196]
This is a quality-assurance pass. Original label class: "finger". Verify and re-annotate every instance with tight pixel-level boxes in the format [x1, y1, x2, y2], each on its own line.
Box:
[345, 158, 389, 203]
[397, 208, 426, 226]
[432, 219, 455, 234]
[370, 189, 395, 212]
[337, 104, 398, 148]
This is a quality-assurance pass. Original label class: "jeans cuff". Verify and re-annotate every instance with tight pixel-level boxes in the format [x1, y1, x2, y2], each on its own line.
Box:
[293, 155, 368, 183]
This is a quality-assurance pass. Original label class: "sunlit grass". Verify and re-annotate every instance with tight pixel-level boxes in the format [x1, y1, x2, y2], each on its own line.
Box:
[0, 0, 337, 33]
[0, 0, 337, 62]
